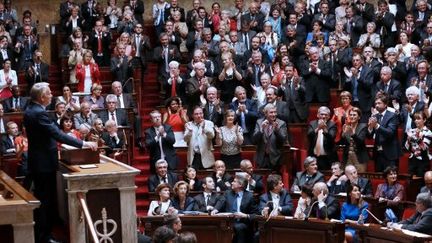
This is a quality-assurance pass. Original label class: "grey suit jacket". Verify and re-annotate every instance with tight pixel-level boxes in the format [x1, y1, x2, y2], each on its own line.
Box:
[73, 112, 99, 129]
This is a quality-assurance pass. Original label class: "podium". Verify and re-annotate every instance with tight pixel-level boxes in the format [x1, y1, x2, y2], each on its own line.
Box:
[351, 223, 432, 243]
[59, 155, 140, 243]
[0, 170, 40, 243]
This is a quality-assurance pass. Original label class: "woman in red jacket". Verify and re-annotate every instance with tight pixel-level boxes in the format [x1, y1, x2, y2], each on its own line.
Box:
[75, 50, 101, 93]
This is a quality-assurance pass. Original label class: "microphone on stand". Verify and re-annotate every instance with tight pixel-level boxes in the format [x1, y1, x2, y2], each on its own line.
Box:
[360, 208, 385, 226]
[305, 200, 329, 221]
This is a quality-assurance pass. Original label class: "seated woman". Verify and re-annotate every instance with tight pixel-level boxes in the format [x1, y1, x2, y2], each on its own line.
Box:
[215, 109, 244, 169]
[291, 156, 325, 192]
[59, 114, 81, 140]
[331, 91, 353, 144]
[83, 83, 105, 110]
[356, 22, 381, 50]
[148, 183, 175, 216]
[57, 85, 80, 112]
[162, 97, 188, 147]
[306, 20, 328, 45]
[375, 166, 405, 220]
[340, 107, 369, 173]
[75, 50, 101, 93]
[171, 180, 195, 213]
[341, 183, 369, 243]
[183, 166, 202, 191]
[294, 185, 314, 219]
[0, 59, 17, 100]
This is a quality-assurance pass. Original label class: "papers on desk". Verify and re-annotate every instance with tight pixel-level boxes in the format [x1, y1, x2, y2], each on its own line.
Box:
[215, 213, 234, 216]
[401, 229, 432, 238]
[338, 192, 347, 197]
[330, 219, 342, 223]
[72, 92, 91, 96]
[284, 216, 294, 220]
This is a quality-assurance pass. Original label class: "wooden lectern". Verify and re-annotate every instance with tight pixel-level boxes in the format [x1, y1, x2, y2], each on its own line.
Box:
[0, 170, 40, 243]
[58, 154, 140, 243]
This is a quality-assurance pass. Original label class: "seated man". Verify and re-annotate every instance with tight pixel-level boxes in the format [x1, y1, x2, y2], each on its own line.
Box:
[73, 101, 98, 129]
[304, 182, 341, 220]
[327, 161, 346, 195]
[420, 171, 432, 194]
[291, 156, 325, 193]
[192, 176, 225, 214]
[340, 164, 373, 197]
[50, 101, 66, 126]
[99, 94, 129, 127]
[2, 85, 28, 112]
[212, 160, 233, 192]
[223, 174, 258, 243]
[2, 121, 18, 154]
[390, 192, 432, 235]
[147, 159, 178, 192]
[240, 159, 263, 194]
[101, 120, 124, 158]
[259, 174, 293, 217]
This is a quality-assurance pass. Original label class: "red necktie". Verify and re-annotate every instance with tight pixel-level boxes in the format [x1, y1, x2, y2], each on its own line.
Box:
[171, 77, 177, 97]
[97, 33, 102, 54]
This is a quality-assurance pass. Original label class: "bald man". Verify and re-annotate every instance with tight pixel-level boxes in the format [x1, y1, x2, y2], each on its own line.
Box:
[420, 171, 432, 194]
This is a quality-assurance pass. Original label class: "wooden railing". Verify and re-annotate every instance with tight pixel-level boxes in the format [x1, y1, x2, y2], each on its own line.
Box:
[76, 192, 99, 243]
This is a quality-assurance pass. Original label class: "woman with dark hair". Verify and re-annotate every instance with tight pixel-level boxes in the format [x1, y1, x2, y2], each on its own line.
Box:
[59, 114, 80, 140]
[306, 20, 329, 45]
[177, 232, 197, 243]
[0, 59, 17, 99]
[294, 185, 314, 219]
[375, 166, 405, 219]
[163, 96, 188, 147]
[57, 85, 80, 112]
[341, 183, 369, 243]
[215, 109, 244, 169]
[171, 180, 195, 213]
[148, 183, 175, 216]
[152, 225, 177, 243]
[183, 166, 202, 191]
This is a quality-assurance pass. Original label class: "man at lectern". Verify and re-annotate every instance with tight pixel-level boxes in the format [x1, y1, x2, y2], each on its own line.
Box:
[24, 82, 97, 243]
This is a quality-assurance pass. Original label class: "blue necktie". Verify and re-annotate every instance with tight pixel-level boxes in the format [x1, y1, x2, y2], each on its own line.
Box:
[232, 193, 239, 213]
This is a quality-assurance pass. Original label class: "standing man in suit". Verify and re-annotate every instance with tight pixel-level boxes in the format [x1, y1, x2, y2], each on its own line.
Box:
[99, 94, 129, 127]
[130, 0, 145, 24]
[241, 2, 265, 33]
[24, 50, 49, 92]
[147, 159, 178, 192]
[14, 24, 38, 70]
[367, 94, 400, 171]
[259, 174, 293, 216]
[193, 176, 225, 214]
[230, 86, 258, 145]
[240, 159, 264, 194]
[0, 35, 13, 68]
[185, 62, 212, 112]
[202, 86, 224, 127]
[145, 110, 178, 173]
[375, 66, 403, 106]
[344, 6, 363, 47]
[2, 85, 28, 112]
[376, 0, 397, 49]
[355, 0, 375, 24]
[24, 82, 97, 243]
[307, 106, 337, 170]
[89, 20, 111, 66]
[253, 103, 289, 171]
[0, 103, 6, 133]
[280, 63, 308, 123]
[259, 86, 289, 124]
[131, 23, 151, 81]
[238, 20, 256, 52]
[398, 86, 425, 143]
[223, 174, 258, 243]
[313, 2, 336, 32]
[299, 46, 332, 103]
[184, 106, 215, 169]
[110, 44, 134, 93]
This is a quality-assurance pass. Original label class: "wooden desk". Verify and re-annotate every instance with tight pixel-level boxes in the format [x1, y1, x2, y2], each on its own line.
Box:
[141, 215, 235, 243]
[0, 170, 40, 243]
[351, 223, 432, 243]
[257, 217, 345, 243]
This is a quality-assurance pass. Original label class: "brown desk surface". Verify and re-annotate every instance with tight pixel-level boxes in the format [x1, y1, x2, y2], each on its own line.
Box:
[64, 162, 129, 175]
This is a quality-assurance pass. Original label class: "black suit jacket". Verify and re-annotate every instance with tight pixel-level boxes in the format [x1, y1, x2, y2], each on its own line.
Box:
[99, 109, 129, 127]
[89, 30, 112, 64]
[223, 190, 259, 219]
[343, 65, 375, 113]
[292, 171, 325, 192]
[246, 174, 264, 194]
[240, 12, 265, 32]
[400, 208, 432, 235]
[171, 196, 195, 213]
[24, 61, 49, 91]
[144, 124, 178, 171]
[1, 134, 14, 154]
[281, 78, 308, 122]
[339, 123, 369, 164]
[307, 120, 337, 157]
[101, 132, 124, 155]
[258, 189, 293, 216]
[375, 12, 396, 48]
[203, 101, 224, 127]
[2, 96, 29, 112]
[299, 59, 332, 103]
[153, 44, 181, 80]
[344, 15, 363, 47]
[213, 172, 233, 192]
[110, 56, 134, 92]
[313, 13, 336, 32]
[147, 172, 178, 192]
[229, 99, 258, 134]
[24, 102, 83, 173]
[193, 192, 225, 212]
[305, 195, 340, 220]
[258, 101, 289, 124]
[367, 110, 400, 161]
[375, 79, 402, 103]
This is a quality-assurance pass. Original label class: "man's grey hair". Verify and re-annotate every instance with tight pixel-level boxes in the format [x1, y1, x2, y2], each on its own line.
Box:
[318, 106, 331, 115]
[416, 192, 432, 208]
[105, 94, 118, 103]
[303, 156, 317, 169]
[263, 103, 276, 114]
[30, 82, 50, 102]
[405, 86, 420, 97]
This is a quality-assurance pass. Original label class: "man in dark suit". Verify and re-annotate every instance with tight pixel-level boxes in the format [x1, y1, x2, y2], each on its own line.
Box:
[130, 0, 145, 24]
[258, 86, 289, 124]
[344, 6, 363, 47]
[110, 44, 134, 93]
[298, 46, 332, 103]
[238, 20, 256, 52]
[0, 103, 6, 133]
[100, 120, 125, 157]
[14, 24, 38, 70]
[230, 86, 258, 145]
[326, 161, 346, 195]
[99, 94, 129, 127]
[354, 0, 375, 24]
[212, 160, 233, 192]
[202, 86, 224, 127]
[80, 0, 97, 31]
[2, 85, 28, 112]
[24, 82, 97, 243]
[243, 50, 270, 96]
[89, 20, 111, 66]
[59, 0, 75, 23]
[240, 2, 265, 32]
[341, 164, 373, 196]
[281, 25, 305, 62]
[193, 176, 225, 214]
[185, 19, 203, 52]
[240, 159, 263, 194]
[363, 47, 383, 82]
[185, 62, 212, 112]
[304, 182, 341, 220]
[223, 175, 258, 243]
[291, 156, 325, 192]
[313, 2, 336, 32]
[286, 13, 307, 43]
[164, 0, 185, 22]
[384, 47, 408, 90]
[415, 60, 432, 94]
[24, 50, 49, 92]
[393, 192, 432, 235]
[376, 1, 397, 49]
[0, 35, 13, 68]
[242, 36, 270, 70]
[420, 171, 432, 194]
[281, 64, 308, 123]
[374, 66, 403, 104]
[259, 174, 293, 216]
[367, 94, 400, 172]
[144, 110, 178, 173]
[252, 103, 289, 171]
[398, 86, 425, 143]
[307, 106, 337, 170]
[1, 121, 18, 154]
[147, 159, 178, 192]
[131, 23, 151, 79]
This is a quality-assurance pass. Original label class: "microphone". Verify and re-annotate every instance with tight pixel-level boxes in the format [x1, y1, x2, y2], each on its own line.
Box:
[263, 201, 278, 223]
[361, 208, 385, 226]
[305, 200, 329, 221]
